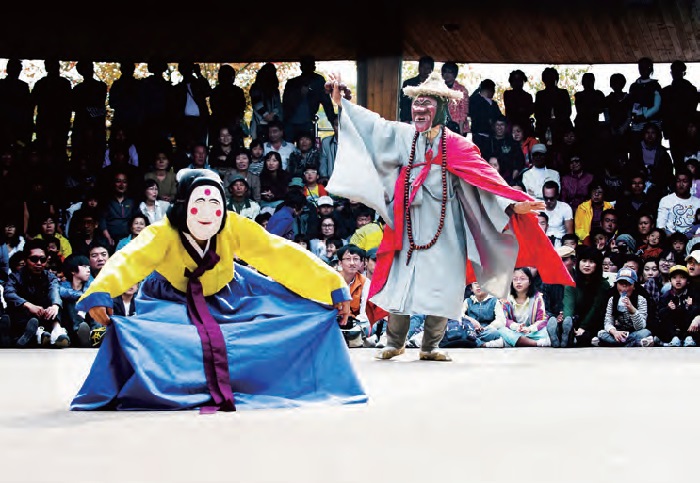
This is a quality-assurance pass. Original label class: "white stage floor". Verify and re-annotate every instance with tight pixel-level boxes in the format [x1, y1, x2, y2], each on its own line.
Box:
[1, 347, 698, 483]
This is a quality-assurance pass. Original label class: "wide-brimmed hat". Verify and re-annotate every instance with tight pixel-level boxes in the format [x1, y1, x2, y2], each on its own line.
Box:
[402, 71, 463, 101]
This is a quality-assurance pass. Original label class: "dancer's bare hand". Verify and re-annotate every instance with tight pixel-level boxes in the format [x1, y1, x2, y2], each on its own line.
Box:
[89, 306, 114, 326]
[512, 200, 546, 214]
[325, 73, 352, 105]
[335, 301, 351, 326]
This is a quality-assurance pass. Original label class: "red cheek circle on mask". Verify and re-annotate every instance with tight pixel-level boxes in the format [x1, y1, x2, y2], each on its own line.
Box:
[204, 188, 211, 196]
[190, 207, 198, 215]
[216, 209, 222, 217]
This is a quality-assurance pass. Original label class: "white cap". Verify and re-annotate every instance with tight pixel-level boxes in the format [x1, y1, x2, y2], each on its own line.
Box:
[317, 196, 334, 207]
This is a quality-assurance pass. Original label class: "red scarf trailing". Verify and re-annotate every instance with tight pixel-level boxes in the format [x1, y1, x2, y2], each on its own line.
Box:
[366, 128, 574, 323]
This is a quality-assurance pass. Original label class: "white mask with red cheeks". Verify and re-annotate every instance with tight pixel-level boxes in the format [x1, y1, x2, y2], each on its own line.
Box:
[186, 185, 224, 241]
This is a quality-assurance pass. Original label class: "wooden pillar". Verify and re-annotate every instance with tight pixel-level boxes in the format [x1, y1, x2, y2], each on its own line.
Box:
[356, 56, 402, 121]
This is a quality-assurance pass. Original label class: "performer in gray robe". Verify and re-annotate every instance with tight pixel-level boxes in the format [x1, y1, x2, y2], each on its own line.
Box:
[325, 72, 570, 361]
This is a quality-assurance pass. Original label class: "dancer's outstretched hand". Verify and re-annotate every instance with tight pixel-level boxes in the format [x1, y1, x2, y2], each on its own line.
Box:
[512, 200, 546, 214]
[335, 300, 351, 326]
[325, 73, 352, 105]
[89, 306, 114, 326]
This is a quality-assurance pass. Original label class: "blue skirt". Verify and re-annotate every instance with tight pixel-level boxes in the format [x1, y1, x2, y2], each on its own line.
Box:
[70, 264, 368, 411]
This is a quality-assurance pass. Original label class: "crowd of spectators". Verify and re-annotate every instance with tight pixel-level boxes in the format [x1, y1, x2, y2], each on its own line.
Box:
[0, 54, 699, 351]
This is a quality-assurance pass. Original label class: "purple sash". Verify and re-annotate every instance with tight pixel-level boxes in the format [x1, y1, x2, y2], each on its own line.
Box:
[180, 233, 235, 414]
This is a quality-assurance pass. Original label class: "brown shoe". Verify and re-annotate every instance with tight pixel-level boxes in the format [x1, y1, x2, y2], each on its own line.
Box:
[375, 346, 405, 360]
[418, 349, 452, 361]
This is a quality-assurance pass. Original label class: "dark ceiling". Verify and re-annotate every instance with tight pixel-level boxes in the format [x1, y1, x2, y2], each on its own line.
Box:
[2, 0, 699, 64]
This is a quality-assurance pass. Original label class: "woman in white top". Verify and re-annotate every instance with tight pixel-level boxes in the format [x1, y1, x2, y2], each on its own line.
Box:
[309, 215, 345, 261]
[139, 179, 169, 225]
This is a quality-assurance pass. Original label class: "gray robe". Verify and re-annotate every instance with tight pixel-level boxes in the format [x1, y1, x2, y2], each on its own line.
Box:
[327, 99, 520, 320]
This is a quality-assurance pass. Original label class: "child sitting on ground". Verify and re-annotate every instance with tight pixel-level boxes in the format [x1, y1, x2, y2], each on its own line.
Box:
[657, 265, 700, 347]
[596, 267, 654, 347]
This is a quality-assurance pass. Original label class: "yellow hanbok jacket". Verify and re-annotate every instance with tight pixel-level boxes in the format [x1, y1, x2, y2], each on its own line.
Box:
[77, 212, 350, 311]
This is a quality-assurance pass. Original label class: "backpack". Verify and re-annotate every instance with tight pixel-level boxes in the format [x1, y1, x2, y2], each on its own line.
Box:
[438, 318, 478, 348]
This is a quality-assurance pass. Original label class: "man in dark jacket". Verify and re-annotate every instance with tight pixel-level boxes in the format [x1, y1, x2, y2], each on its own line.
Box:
[282, 55, 336, 143]
[4, 238, 68, 348]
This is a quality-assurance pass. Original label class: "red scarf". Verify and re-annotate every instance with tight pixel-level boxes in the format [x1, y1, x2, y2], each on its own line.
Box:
[366, 129, 574, 323]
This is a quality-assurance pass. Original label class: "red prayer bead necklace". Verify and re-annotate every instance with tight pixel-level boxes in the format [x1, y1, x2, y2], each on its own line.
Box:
[404, 128, 448, 264]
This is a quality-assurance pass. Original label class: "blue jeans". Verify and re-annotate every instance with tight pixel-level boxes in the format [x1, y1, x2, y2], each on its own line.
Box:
[597, 328, 652, 347]
[471, 324, 501, 347]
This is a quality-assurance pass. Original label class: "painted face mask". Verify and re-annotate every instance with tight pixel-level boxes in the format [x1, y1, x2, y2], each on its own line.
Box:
[411, 95, 450, 133]
[411, 96, 440, 133]
[186, 185, 224, 241]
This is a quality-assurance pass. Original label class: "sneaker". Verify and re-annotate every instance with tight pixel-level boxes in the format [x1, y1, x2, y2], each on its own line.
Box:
[407, 331, 423, 349]
[342, 327, 364, 348]
[37, 326, 51, 347]
[482, 338, 504, 348]
[683, 336, 697, 347]
[591, 336, 600, 347]
[16, 318, 39, 347]
[363, 333, 378, 348]
[560, 318, 573, 348]
[418, 349, 452, 361]
[536, 337, 551, 347]
[51, 325, 70, 348]
[669, 336, 682, 347]
[546, 319, 560, 348]
[90, 326, 107, 348]
[77, 322, 91, 347]
[375, 346, 405, 360]
[639, 335, 654, 347]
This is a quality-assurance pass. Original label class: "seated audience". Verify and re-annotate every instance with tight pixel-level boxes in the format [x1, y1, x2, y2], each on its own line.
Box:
[656, 264, 700, 346]
[596, 267, 654, 347]
[59, 254, 93, 347]
[226, 175, 261, 220]
[462, 281, 506, 348]
[498, 267, 550, 347]
[4, 239, 69, 348]
[139, 178, 169, 225]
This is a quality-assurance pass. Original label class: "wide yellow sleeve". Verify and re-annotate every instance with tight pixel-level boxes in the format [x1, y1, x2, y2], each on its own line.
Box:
[227, 214, 350, 305]
[76, 221, 176, 311]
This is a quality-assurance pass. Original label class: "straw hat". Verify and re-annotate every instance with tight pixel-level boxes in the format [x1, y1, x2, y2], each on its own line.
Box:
[402, 71, 464, 101]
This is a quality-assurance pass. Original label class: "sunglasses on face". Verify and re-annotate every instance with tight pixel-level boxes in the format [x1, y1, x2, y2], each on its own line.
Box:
[28, 255, 47, 264]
